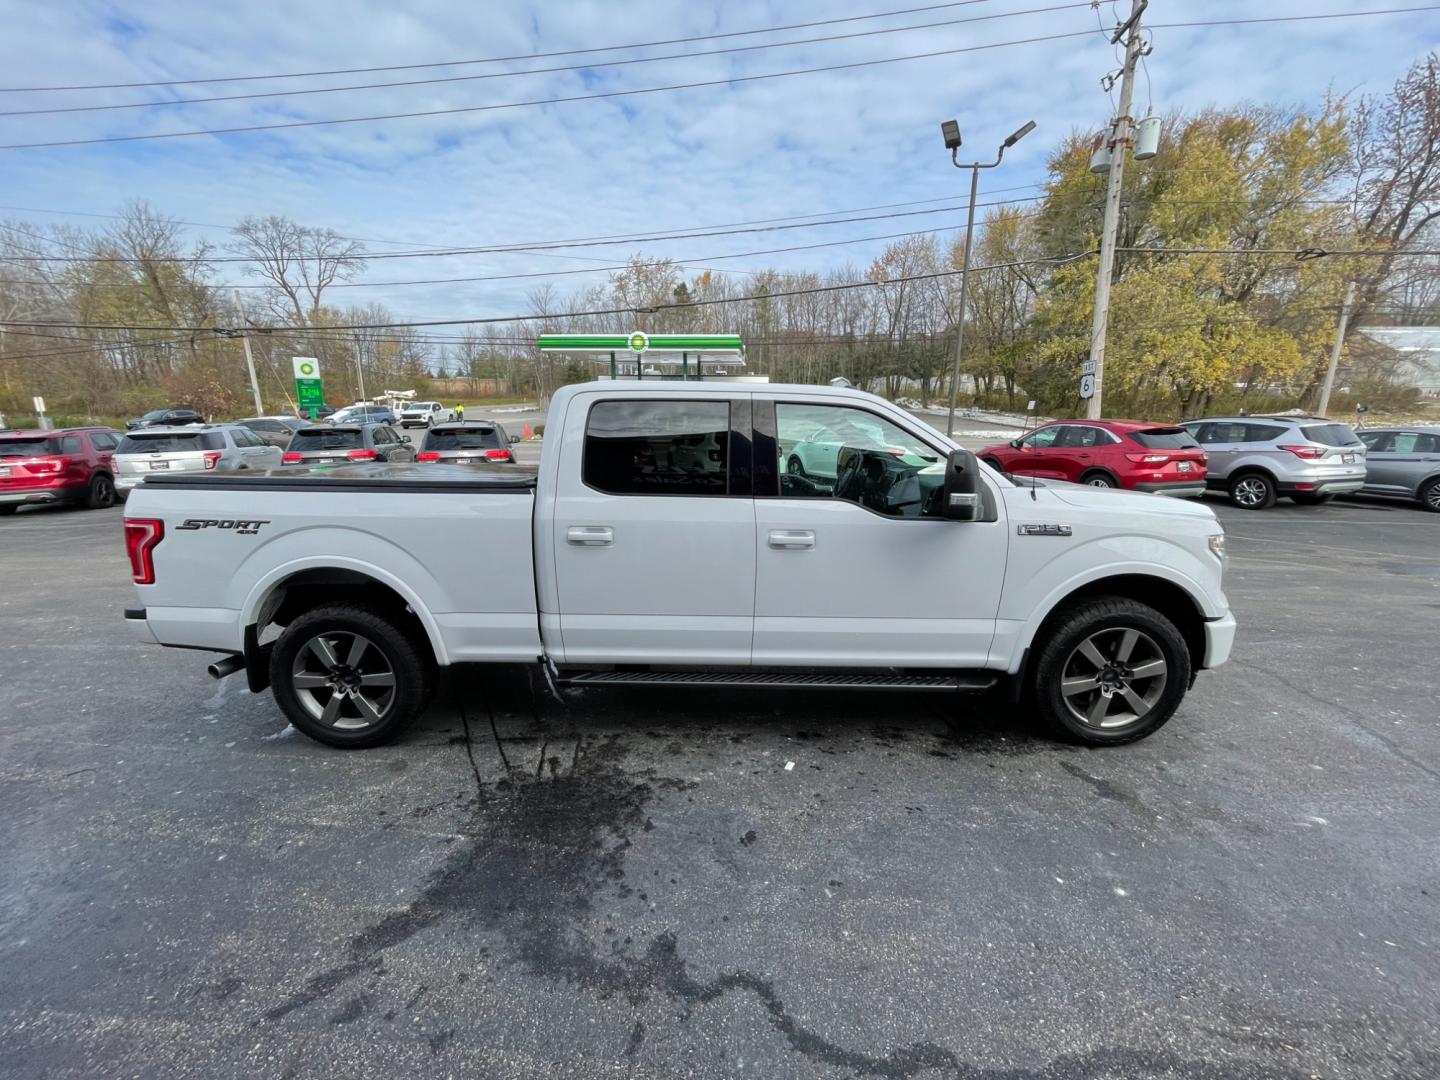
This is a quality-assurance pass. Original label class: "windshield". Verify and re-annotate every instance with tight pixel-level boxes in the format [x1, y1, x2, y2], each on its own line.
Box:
[0, 437, 61, 457]
[290, 429, 364, 451]
[425, 427, 503, 451]
[1130, 428, 1200, 450]
[118, 432, 223, 453]
[1301, 423, 1363, 447]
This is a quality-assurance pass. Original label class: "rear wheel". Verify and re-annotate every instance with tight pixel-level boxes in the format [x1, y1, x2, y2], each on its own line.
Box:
[1080, 470, 1117, 488]
[787, 455, 808, 478]
[1228, 472, 1276, 510]
[1420, 477, 1440, 513]
[1291, 492, 1332, 506]
[1030, 596, 1190, 746]
[981, 456, 1005, 472]
[85, 473, 116, 509]
[269, 604, 430, 748]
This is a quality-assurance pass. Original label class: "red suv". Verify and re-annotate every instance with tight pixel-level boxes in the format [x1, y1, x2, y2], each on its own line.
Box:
[979, 420, 1207, 497]
[0, 427, 121, 515]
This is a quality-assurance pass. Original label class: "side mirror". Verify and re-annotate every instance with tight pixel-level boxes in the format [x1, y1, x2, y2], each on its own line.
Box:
[942, 449, 983, 521]
[1009, 438, 1023, 450]
[400, 434, 412, 443]
[510, 434, 521, 444]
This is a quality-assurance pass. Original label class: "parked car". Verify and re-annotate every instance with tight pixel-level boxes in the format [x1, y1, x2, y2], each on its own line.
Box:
[281, 423, 415, 466]
[114, 425, 282, 494]
[397, 401, 457, 428]
[125, 408, 203, 430]
[123, 381, 1234, 750]
[237, 415, 307, 448]
[979, 420, 1207, 497]
[417, 421, 518, 463]
[0, 427, 120, 514]
[1355, 426, 1440, 512]
[329, 404, 396, 426]
[780, 409, 938, 480]
[1180, 415, 1366, 509]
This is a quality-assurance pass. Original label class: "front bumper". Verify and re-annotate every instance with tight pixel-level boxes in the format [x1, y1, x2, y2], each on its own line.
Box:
[1133, 481, 1208, 498]
[1202, 612, 1236, 669]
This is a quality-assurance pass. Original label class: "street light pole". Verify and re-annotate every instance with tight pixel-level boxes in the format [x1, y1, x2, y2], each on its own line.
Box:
[942, 119, 1035, 438]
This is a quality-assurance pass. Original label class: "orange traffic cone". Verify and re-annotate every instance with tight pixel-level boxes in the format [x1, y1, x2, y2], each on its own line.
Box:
[522, 423, 532, 439]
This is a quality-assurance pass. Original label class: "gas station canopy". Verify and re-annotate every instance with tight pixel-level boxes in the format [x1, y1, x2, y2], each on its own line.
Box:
[536, 333, 744, 363]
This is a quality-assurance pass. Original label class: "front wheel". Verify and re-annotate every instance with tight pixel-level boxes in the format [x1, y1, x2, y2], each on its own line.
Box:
[1080, 471, 1117, 488]
[787, 455, 807, 478]
[1030, 597, 1191, 746]
[1419, 477, 1440, 513]
[269, 604, 430, 748]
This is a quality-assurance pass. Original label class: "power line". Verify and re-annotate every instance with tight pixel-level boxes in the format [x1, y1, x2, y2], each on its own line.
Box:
[0, 29, 1103, 151]
[0, 0, 1016, 92]
[0, 3, 1095, 118]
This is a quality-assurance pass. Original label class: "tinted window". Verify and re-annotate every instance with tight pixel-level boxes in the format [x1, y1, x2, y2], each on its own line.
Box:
[1244, 424, 1285, 443]
[118, 432, 224, 453]
[242, 420, 281, 433]
[288, 429, 364, 451]
[0, 437, 61, 457]
[1418, 434, 1440, 454]
[1357, 431, 1391, 452]
[1301, 424, 1362, 447]
[90, 432, 118, 451]
[59, 436, 81, 454]
[425, 426, 504, 451]
[236, 429, 265, 448]
[584, 400, 729, 496]
[1129, 428, 1200, 450]
[371, 426, 393, 445]
[1055, 425, 1107, 448]
[775, 402, 943, 517]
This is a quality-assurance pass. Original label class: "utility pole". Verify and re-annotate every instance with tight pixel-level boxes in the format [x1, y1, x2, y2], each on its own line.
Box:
[1317, 282, 1357, 418]
[1084, 0, 1146, 421]
[234, 289, 263, 416]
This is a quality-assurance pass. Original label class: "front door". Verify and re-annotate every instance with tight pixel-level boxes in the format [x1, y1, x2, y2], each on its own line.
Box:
[752, 398, 1007, 668]
[1009, 425, 1065, 479]
[549, 394, 756, 665]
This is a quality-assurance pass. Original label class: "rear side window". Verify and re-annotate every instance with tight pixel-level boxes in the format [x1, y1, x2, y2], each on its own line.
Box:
[118, 432, 223, 453]
[289, 429, 363, 451]
[425, 426, 503, 451]
[90, 432, 118, 450]
[1389, 432, 1440, 454]
[1301, 424, 1362, 447]
[0, 437, 61, 457]
[1129, 428, 1200, 450]
[584, 400, 729, 496]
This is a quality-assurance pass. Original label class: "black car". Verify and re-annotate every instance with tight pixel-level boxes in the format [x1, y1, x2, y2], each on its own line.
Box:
[236, 415, 307, 448]
[281, 423, 416, 466]
[126, 407, 203, 430]
[416, 421, 519, 463]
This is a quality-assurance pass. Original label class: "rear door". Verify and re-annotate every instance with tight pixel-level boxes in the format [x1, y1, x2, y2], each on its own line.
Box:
[549, 394, 755, 664]
[752, 397, 1006, 668]
[1358, 431, 1402, 491]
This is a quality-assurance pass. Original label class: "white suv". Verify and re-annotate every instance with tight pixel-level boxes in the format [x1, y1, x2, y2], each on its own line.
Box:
[397, 401, 454, 428]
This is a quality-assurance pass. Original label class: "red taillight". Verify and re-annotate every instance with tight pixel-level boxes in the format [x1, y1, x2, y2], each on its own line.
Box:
[415, 451, 441, 462]
[25, 456, 68, 474]
[1125, 453, 1169, 464]
[282, 452, 303, 464]
[483, 449, 513, 461]
[346, 449, 378, 461]
[202, 451, 222, 470]
[124, 519, 164, 585]
[1279, 444, 1325, 459]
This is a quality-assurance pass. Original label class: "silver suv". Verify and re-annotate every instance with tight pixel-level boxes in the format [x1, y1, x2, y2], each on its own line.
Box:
[1356, 426, 1440, 512]
[114, 424, 283, 493]
[1181, 416, 1366, 509]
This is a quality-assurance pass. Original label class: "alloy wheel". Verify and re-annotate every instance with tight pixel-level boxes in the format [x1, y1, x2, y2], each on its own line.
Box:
[1233, 477, 1268, 507]
[1425, 481, 1440, 512]
[290, 632, 396, 730]
[1086, 476, 1114, 487]
[1060, 626, 1168, 730]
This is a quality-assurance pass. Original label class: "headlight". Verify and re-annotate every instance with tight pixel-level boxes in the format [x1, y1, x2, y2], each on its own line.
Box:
[1207, 533, 1226, 560]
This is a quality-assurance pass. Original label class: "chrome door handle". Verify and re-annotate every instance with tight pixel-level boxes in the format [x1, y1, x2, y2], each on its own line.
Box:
[567, 526, 614, 546]
[768, 530, 815, 550]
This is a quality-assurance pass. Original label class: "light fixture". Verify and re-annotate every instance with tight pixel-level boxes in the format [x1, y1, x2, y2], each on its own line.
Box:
[940, 120, 962, 150]
[1004, 120, 1037, 148]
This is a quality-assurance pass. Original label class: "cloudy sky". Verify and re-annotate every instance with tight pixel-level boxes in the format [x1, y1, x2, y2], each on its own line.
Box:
[3, 0, 1438, 325]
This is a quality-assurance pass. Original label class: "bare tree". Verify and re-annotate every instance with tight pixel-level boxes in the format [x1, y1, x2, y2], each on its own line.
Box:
[232, 216, 364, 325]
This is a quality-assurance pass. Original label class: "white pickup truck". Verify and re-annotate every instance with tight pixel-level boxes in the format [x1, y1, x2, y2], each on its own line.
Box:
[122, 381, 1235, 749]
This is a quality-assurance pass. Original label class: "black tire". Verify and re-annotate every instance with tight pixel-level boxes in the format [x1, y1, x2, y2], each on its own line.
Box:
[85, 472, 116, 509]
[787, 455, 807, 478]
[0, 505, 17, 516]
[1030, 596, 1191, 746]
[1079, 470, 1117, 488]
[269, 604, 430, 748]
[981, 456, 1005, 472]
[1291, 492, 1332, 506]
[1227, 471, 1276, 510]
[1419, 477, 1440, 513]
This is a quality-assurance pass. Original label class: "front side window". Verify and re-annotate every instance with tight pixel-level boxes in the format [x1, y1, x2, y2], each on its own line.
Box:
[1018, 426, 1062, 449]
[584, 400, 729, 496]
[775, 402, 942, 517]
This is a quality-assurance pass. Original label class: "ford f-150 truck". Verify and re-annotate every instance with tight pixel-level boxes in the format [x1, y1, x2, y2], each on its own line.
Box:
[122, 381, 1235, 749]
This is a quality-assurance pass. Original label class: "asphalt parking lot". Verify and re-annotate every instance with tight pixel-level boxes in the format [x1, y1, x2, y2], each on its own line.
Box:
[2, 488, 1438, 1079]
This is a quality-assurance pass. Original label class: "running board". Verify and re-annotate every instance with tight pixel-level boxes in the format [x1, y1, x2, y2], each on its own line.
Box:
[555, 670, 998, 692]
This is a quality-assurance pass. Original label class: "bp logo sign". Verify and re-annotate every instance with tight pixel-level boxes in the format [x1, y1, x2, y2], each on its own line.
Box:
[627, 331, 648, 353]
[297, 361, 316, 377]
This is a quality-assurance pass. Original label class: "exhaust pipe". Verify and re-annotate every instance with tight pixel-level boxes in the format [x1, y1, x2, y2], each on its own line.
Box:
[208, 654, 245, 680]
